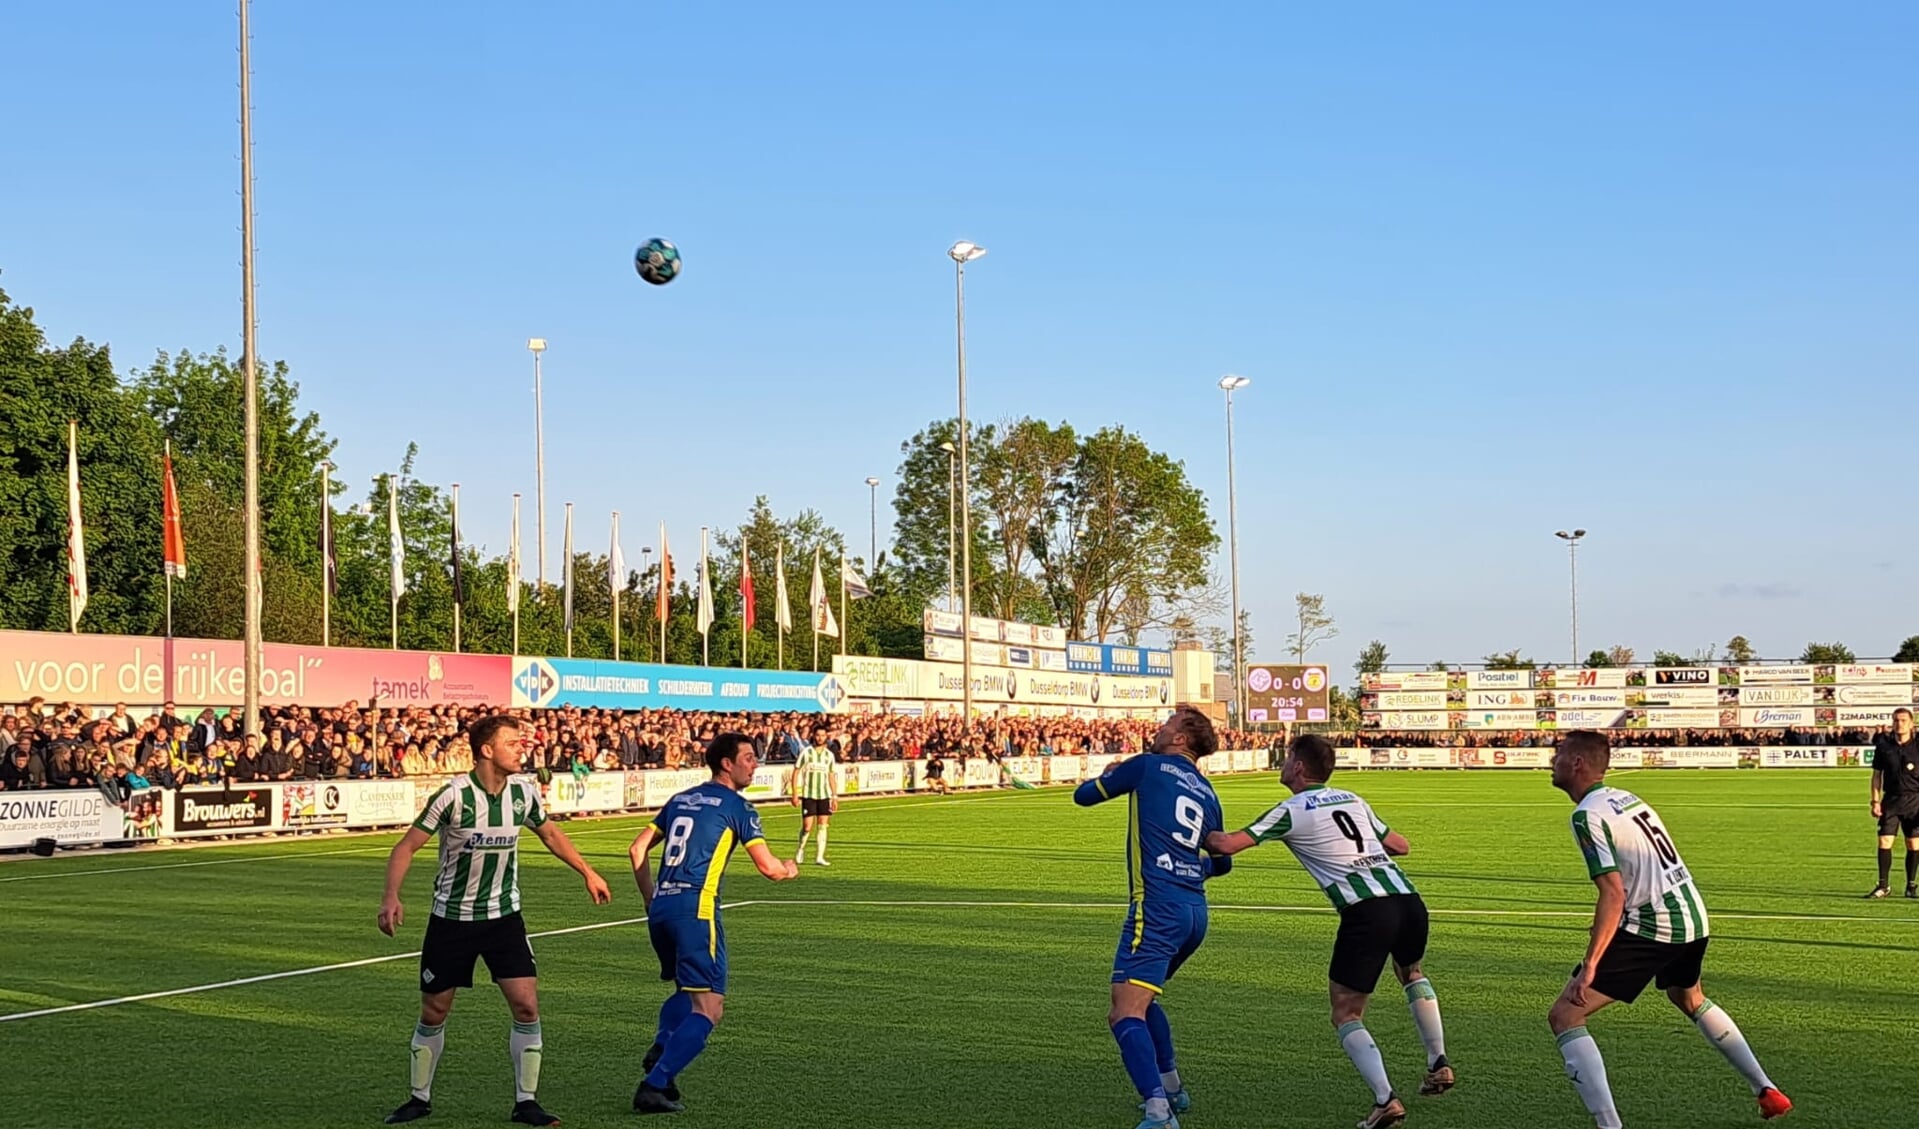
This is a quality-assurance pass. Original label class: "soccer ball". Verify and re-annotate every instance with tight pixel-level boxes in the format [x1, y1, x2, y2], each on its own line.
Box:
[634, 238, 681, 286]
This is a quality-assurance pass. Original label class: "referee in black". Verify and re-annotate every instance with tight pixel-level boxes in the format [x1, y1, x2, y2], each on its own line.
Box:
[1866, 706, 1919, 898]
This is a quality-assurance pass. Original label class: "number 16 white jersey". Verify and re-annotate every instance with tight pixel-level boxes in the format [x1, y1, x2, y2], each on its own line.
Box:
[1243, 785, 1417, 909]
[1571, 785, 1710, 945]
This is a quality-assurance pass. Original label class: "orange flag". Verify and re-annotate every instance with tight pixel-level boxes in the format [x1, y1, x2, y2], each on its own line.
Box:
[162, 444, 187, 579]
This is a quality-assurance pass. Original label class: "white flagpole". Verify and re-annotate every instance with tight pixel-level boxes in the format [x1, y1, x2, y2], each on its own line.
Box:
[66, 420, 87, 633]
[609, 511, 623, 662]
[387, 475, 403, 649]
[450, 482, 462, 654]
[563, 501, 575, 657]
[839, 552, 848, 659]
[697, 526, 713, 667]
[776, 541, 786, 671]
[510, 493, 522, 655]
[320, 461, 330, 646]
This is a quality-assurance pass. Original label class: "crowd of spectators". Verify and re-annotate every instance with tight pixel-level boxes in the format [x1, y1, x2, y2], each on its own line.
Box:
[0, 697, 1264, 794]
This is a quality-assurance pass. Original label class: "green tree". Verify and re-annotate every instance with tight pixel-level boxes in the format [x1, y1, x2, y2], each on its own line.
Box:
[1355, 640, 1390, 677]
[1799, 641, 1855, 664]
[1651, 649, 1687, 667]
[1483, 650, 1535, 670]
[1286, 592, 1337, 661]
[1585, 650, 1614, 668]
[1724, 635, 1757, 663]
[1894, 636, 1919, 664]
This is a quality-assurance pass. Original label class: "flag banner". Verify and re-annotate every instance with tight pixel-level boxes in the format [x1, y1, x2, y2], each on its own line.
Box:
[386, 476, 406, 599]
[162, 447, 187, 579]
[562, 504, 575, 634]
[507, 496, 522, 614]
[775, 542, 793, 632]
[449, 489, 465, 607]
[656, 523, 674, 624]
[607, 514, 626, 599]
[810, 549, 838, 638]
[740, 546, 757, 632]
[696, 530, 714, 637]
[841, 559, 873, 599]
[321, 501, 338, 596]
[66, 421, 87, 629]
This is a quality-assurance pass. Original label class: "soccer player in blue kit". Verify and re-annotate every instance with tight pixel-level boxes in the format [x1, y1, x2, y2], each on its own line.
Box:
[1075, 706, 1229, 1129]
[627, 733, 798, 1114]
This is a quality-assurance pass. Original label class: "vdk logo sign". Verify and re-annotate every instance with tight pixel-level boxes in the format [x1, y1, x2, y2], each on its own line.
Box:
[513, 659, 558, 708]
[815, 676, 845, 712]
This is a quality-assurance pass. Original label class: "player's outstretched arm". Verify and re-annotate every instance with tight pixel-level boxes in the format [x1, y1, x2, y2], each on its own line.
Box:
[629, 824, 661, 907]
[534, 820, 613, 905]
[378, 826, 431, 936]
[1073, 756, 1145, 807]
[747, 839, 800, 882]
[1204, 829, 1258, 857]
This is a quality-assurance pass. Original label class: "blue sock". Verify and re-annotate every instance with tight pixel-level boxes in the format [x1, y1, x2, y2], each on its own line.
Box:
[1112, 1017, 1167, 1102]
[1145, 1001, 1178, 1074]
[654, 992, 693, 1048]
[645, 1013, 713, 1088]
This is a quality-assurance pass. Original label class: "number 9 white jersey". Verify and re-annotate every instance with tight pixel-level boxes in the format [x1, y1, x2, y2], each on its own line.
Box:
[1571, 785, 1710, 945]
[1242, 785, 1417, 909]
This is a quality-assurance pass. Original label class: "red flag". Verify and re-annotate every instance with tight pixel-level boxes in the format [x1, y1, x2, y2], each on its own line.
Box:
[740, 549, 756, 633]
[162, 446, 187, 578]
[655, 523, 674, 624]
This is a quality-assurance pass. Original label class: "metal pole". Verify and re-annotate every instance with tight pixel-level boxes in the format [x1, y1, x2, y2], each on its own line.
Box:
[946, 448, 957, 613]
[563, 501, 574, 658]
[320, 461, 330, 647]
[1224, 385, 1244, 726]
[389, 477, 399, 651]
[956, 260, 974, 728]
[533, 347, 547, 589]
[612, 511, 622, 663]
[451, 482, 462, 653]
[1569, 539, 1580, 665]
[239, 0, 262, 739]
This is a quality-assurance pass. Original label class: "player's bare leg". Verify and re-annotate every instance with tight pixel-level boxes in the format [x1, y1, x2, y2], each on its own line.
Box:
[386, 989, 456, 1123]
[1331, 982, 1404, 1128]
[1393, 960, 1452, 1096]
[1549, 980, 1624, 1129]
[499, 977, 557, 1126]
[1664, 982, 1791, 1120]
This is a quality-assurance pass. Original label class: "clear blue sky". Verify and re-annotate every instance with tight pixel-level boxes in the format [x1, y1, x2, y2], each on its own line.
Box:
[5, 2, 1916, 672]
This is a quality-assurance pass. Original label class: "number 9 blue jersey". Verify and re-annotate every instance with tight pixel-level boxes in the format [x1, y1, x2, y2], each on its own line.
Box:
[1075, 754, 1224, 907]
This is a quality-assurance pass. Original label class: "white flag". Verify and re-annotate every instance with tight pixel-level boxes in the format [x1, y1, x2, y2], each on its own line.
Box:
[841, 558, 873, 600]
[562, 503, 575, 634]
[507, 495, 522, 613]
[696, 528, 714, 637]
[607, 513, 626, 598]
[387, 475, 405, 600]
[809, 547, 838, 638]
[774, 541, 793, 632]
[65, 421, 87, 630]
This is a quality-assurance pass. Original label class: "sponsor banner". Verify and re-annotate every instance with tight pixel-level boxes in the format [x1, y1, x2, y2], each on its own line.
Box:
[1823, 684, 1913, 706]
[1377, 710, 1449, 730]
[171, 785, 276, 835]
[962, 760, 999, 788]
[856, 762, 906, 793]
[642, 768, 710, 808]
[545, 772, 626, 814]
[624, 770, 648, 808]
[1147, 650, 1173, 674]
[833, 656, 923, 700]
[1651, 667, 1714, 686]
[1000, 757, 1045, 784]
[0, 629, 511, 708]
[1065, 641, 1173, 676]
[1335, 748, 1366, 769]
[1739, 685, 1813, 707]
[1227, 749, 1260, 773]
[1836, 707, 1899, 726]
[1361, 671, 1448, 692]
[740, 766, 793, 802]
[512, 657, 847, 714]
[1377, 690, 1448, 710]
[1467, 690, 1532, 709]
[122, 787, 163, 840]
[281, 781, 349, 829]
[1553, 689, 1627, 709]
[1044, 757, 1084, 784]
[1099, 674, 1175, 710]
[922, 635, 1006, 666]
[835, 763, 862, 796]
[1608, 749, 1645, 769]
[1466, 670, 1532, 689]
[1642, 748, 1740, 768]
[0, 791, 124, 848]
[1035, 626, 1068, 649]
[1002, 622, 1036, 647]
[345, 780, 415, 827]
[968, 616, 1002, 643]
[1740, 706, 1815, 727]
[1631, 686, 1718, 708]
[1004, 646, 1035, 668]
[1035, 649, 1069, 672]
[1553, 708, 1630, 728]
[923, 609, 964, 637]
[1539, 668, 1629, 689]
[1644, 708, 1722, 728]
[1084, 755, 1119, 777]
[1836, 663, 1913, 684]
[1761, 748, 1835, 768]
[1739, 664, 1813, 685]
[1464, 711, 1539, 730]
[1457, 748, 1552, 769]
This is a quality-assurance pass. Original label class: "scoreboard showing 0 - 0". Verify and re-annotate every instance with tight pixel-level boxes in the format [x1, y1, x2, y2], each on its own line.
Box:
[1244, 664, 1330, 723]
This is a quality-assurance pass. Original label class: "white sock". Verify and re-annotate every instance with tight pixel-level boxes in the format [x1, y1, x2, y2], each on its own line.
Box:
[796, 829, 810, 859]
[1337, 1020, 1393, 1105]
[1691, 1000, 1774, 1095]
[409, 1021, 445, 1101]
[510, 1020, 542, 1103]
[1141, 1096, 1171, 1121]
[1557, 1027, 1622, 1129]
[1160, 1069, 1183, 1094]
[816, 824, 829, 862]
[1404, 978, 1446, 1068]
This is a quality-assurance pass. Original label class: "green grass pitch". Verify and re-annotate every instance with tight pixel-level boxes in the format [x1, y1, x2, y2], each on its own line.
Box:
[1, 768, 1907, 1128]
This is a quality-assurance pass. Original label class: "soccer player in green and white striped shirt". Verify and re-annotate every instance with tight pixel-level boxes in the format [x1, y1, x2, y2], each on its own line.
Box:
[1546, 730, 1792, 1128]
[377, 715, 612, 1127]
[1208, 735, 1449, 1129]
[790, 736, 838, 866]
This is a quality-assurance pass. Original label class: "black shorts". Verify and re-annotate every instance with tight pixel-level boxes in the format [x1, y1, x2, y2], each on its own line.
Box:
[801, 796, 833, 818]
[1329, 894, 1429, 994]
[1586, 933, 1708, 1003]
[419, 912, 536, 993]
[1878, 807, 1919, 838]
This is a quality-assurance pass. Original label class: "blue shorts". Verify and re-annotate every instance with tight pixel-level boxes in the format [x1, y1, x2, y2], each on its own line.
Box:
[649, 914, 728, 994]
[1111, 901, 1208, 993]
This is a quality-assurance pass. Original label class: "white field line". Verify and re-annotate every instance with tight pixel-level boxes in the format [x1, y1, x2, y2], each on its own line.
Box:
[4, 894, 1911, 1025]
[0, 901, 751, 1024]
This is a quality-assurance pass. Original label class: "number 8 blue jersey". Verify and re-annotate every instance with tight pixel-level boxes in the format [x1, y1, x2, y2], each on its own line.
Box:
[1075, 754, 1224, 907]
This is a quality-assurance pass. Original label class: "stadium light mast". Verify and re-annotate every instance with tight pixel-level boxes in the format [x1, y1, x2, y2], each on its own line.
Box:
[528, 337, 548, 589]
[239, 0, 263, 740]
[1220, 375, 1250, 726]
[1555, 529, 1587, 665]
[949, 240, 986, 733]
[939, 441, 957, 612]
